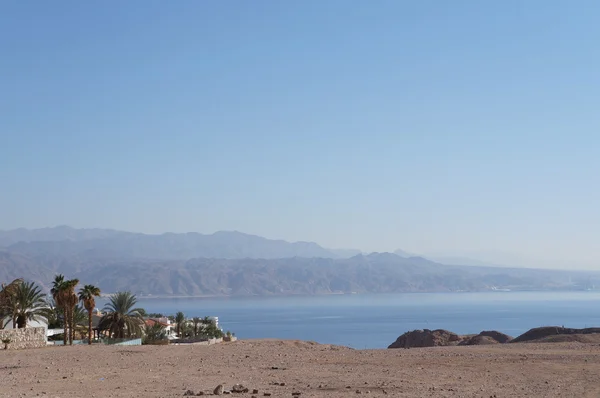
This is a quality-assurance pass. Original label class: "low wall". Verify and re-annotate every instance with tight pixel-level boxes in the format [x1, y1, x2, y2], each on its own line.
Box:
[173, 337, 224, 346]
[0, 327, 46, 350]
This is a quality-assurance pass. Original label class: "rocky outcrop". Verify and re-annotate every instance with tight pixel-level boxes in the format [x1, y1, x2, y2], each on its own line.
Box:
[459, 335, 500, 346]
[511, 326, 600, 343]
[460, 330, 513, 345]
[387, 329, 461, 348]
[478, 330, 513, 344]
[0, 327, 46, 350]
[388, 329, 513, 348]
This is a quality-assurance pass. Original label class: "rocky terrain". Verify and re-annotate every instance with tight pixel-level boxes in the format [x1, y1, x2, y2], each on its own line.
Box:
[2, 339, 600, 397]
[388, 327, 600, 349]
[387, 329, 513, 349]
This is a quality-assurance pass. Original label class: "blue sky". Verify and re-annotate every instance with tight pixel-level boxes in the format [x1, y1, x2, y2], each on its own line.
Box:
[1, 1, 599, 268]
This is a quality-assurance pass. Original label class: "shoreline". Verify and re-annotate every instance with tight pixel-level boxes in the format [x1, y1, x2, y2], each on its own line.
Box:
[118, 289, 600, 300]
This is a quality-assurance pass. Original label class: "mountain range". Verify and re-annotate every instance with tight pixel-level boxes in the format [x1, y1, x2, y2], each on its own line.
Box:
[0, 226, 351, 260]
[1, 226, 598, 296]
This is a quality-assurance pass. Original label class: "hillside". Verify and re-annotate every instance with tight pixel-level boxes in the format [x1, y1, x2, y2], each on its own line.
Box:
[2, 248, 598, 296]
[2, 226, 599, 296]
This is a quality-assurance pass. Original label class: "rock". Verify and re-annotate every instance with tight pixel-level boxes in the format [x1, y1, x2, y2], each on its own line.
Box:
[214, 385, 224, 396]
[183, 390, 195, 396]
[512, 326, 600, 343]
[232, 384, 248, 393]
[389, 329, 514, 348]
[388, 329, 462, 348]
[279, 383, 286, 386]
[196, 393, 204, 396]
[252, 390, 259, 394]
[478, 330, 513, 343]
[459, 335, 501, 346]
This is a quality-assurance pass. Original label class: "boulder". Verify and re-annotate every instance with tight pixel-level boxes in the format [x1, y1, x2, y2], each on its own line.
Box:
[214, 385, 224, 396]
[232, 384, 249, 393]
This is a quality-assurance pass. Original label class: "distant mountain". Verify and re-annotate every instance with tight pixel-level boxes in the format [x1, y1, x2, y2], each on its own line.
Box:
[0, 226, 128, 247]
[0, 227, 347, 260]
[1, 249, 597, 296]
[3, 226, 595, 297]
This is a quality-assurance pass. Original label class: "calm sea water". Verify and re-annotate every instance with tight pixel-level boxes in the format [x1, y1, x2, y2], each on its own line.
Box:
[100, 292, 600, 349]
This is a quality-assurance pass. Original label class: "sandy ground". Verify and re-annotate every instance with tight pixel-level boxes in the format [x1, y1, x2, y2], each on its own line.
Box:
[2, 340, 600, 398]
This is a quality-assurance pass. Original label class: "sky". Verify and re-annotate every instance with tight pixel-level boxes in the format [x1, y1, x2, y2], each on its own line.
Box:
[1, 1, 599, 269]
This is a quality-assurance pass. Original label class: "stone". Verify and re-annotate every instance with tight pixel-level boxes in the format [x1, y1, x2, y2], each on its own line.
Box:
[232, 384, 248, 393]
[214, 385, 224, 396]
[253, 390, 259, 394]
[183, 390, 195, 396]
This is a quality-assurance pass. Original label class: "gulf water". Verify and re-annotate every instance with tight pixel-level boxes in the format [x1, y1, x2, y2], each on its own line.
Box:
[101, 291, 600, 349]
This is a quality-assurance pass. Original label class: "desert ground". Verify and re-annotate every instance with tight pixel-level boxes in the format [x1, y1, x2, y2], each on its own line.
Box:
[2, 340, 600, 398]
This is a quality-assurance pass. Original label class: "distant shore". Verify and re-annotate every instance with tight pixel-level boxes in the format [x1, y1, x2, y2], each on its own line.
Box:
[112, 289, 600, 300]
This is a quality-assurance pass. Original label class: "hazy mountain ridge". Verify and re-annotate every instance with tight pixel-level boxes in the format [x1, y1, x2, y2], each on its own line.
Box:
[1, 227, 341, 260]
[0, 227, 521, 268]
[1, 248, 598, 296]
[2, 226, 598, 296]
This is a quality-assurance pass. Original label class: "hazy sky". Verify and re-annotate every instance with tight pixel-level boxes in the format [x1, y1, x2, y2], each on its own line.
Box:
[1, 1, 599, 269]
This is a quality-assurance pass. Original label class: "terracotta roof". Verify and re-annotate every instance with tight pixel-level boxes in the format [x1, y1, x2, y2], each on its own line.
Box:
[145, 319, 169, 328]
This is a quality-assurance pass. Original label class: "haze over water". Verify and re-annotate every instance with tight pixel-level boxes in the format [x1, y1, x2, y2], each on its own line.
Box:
[97, 291, 600, 349]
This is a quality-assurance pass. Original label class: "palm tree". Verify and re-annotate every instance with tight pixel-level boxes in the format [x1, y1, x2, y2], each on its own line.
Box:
[13, 281, 46, 328]
[71, 305, 89, 339]
[192, 317, 201, 336]
[63, 279, 79, 345]
[40, 297, 63, 330]
[78, 285, 101, 345]
[99, 292, 145, 339]
[175, 311, 185, 337]
[50, 275, 80, 345]
[142, 322, 167, 345]
[0, 279, 24, 329]
[50, 275, 68, 345]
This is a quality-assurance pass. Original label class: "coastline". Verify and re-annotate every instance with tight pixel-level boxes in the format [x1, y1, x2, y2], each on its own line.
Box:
[120, 288, 599, 300]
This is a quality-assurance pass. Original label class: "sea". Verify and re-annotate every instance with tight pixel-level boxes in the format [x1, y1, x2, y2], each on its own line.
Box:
[99, 291, 600, 349]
